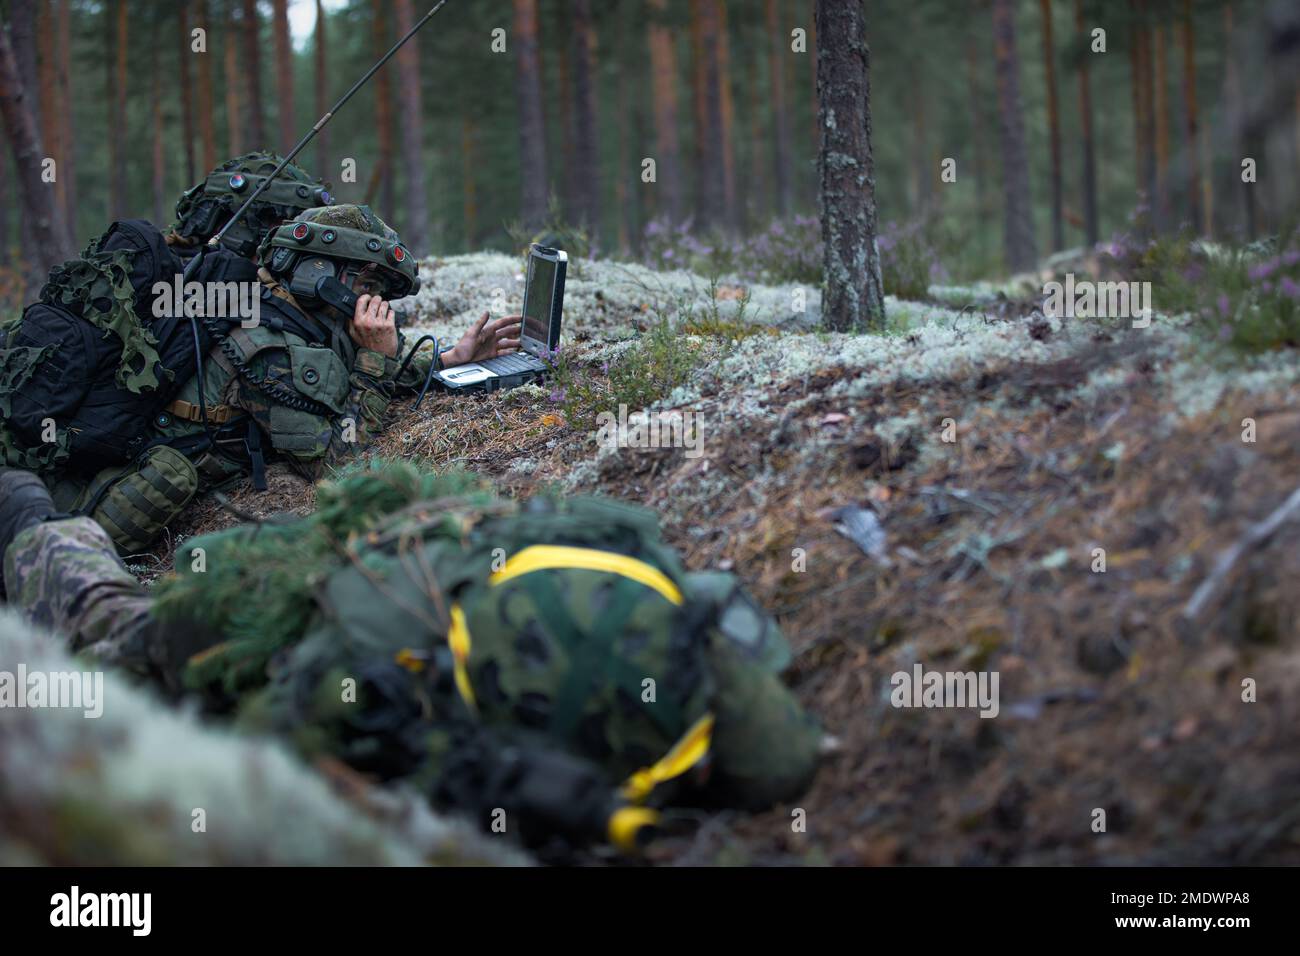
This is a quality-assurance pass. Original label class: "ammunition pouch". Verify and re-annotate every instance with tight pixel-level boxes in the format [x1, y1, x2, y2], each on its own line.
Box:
[80, 445, 200, 555]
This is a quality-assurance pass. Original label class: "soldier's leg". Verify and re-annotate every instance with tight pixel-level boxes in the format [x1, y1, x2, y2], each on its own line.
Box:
[3, 516, 156, 669]
[1, 469, 156, 670]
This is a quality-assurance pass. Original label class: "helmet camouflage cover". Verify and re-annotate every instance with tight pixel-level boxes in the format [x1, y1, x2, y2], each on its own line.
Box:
[259, 204, 421, 299]
[171, 151, 334, 257]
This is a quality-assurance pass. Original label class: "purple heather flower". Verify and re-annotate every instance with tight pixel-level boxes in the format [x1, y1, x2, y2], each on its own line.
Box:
[1217, 293, 1231, 317]
[1279, 277, 1300, 299]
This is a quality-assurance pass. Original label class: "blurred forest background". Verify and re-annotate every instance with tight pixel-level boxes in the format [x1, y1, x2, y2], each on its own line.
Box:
[1, 0, 1298, 299]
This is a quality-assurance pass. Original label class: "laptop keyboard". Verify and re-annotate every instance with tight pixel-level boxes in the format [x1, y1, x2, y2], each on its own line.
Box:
[480, 352, 545, 375]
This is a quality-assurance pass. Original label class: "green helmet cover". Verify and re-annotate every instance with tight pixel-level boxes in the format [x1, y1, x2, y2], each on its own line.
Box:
[172, 151, 334, 257]
[259, 204, 421, 299]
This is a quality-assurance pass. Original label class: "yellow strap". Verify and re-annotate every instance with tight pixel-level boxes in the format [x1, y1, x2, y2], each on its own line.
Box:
[621, 713, 715, 803]
[607, 806, 661, 853]
[446, 603, 477, 713]
[490, 545, 684, 606]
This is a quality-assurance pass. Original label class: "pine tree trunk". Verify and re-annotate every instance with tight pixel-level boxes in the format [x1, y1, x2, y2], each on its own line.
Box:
[808, 0, 818, 157]
[615, 22, 632, 253]
[55, 0, 76, 246]
[572, 0, 601, 243]
[242, 0, 265, 150]
[1154, 24, 1171, 230]
[196, 0, 217, 172]
[272, 0, 294, 155]
[1075, 0, 1099, 246]
[176, 3, 196, 190]
[1039, 0, 1063, 251]
[765, 0, 791, 217]
[694, 0, 726, 231]
[366, 1, 394, 214]
[0, 25, 74, 275]
[512, 0, 549, 231]
[315, 0, 329, 177]
[151, 22, 166, 226]
[223, 10, 242, 156]
[393, 0, 429, 253]
[991, 0, 1036, 273]
[815, 0, 884, 331]
[461, 117, 477, 248]
[1180, 0, 1203, 234]
[10, 1, 37, 104]
[1222, 3, 1254, 239]
[37, 1, 59, 222]
[647, 0, 683, 223]
[717, 0, 738, 233]
[965, 37, 990, 231]
[747, 41, 768, 229]
[111, 0, 128, 221]
[555, 2, 577, 221]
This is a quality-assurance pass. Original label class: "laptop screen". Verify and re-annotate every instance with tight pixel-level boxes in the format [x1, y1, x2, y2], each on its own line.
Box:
[521, 253, 558, 354]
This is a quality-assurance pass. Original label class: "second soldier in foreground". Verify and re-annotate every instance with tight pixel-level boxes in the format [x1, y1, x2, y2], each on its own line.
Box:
[0, 461, 827, 856]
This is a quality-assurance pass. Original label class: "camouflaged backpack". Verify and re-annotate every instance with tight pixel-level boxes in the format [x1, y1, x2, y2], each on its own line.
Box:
[165, 476, 821, 812]
[0, 219, 256, 476]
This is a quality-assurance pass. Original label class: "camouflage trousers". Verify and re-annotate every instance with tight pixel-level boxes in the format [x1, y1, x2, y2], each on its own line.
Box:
[2, 516, 156, 670]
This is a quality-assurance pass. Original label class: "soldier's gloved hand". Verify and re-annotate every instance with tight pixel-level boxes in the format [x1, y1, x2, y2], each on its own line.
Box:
[442, 312, 522, 367]
[348, 293, 399, 359]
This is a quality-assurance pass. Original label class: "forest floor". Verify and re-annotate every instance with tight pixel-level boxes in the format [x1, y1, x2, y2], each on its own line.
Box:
[156, 251, 1300, 865]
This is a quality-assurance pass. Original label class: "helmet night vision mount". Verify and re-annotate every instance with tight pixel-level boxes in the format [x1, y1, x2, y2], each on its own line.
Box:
[263, 218, 421, 306]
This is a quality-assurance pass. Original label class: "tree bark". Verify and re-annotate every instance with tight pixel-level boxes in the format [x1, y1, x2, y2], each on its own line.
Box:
[223, 8, 242, 156]
[393, 0, 429, 253]
[1154, 23, 1171, 228]
[151, 21, 166, 226]
[0, 25, 74, 276]
[367, 0, 394, 216]
[272, 0, 294, 155]
[196, 0, 217, 172]
[110, 0, 128, 221]
[1039, 0, 1063, 251]
[1075, 0, 1099, 246]
[1221, 3, 1254, 239]
[815, 0, 884, 331]
[177, 2, 197, 188]
[647, 0, 683, 222]
[55, 0, 76, 246]
[554, 2, 577, 220]
[314, 0, 329, 177]
[717, 0, 738, 233]
[513, 0, 549, 231]
[242, 0, 265, 149]
[991, 0, 1036, 273]
[765, 0, 791, 217]
[37, 1, 59, 219]
[1180, 0, 1203, 234]
[9, 1, 37, 105]
[461, 117, 477, 248]
[571, 0, 601, 242]
[693, 0, 726, 231]
[965, 37, 990, 229]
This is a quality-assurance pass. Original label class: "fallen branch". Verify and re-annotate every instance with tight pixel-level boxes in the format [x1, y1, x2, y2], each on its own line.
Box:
[1181, 484, 1300, 626]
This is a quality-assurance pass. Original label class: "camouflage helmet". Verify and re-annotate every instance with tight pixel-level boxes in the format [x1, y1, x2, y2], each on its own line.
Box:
[259, 204, 421, 301]
[171, 151, 334, 258]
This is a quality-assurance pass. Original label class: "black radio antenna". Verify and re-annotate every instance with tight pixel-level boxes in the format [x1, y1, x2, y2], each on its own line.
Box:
[179, 0, 450, 439]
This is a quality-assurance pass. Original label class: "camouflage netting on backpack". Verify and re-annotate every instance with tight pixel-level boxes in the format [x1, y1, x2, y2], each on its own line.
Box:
[153, 459, 494, 694]
[40, 239, 165, 394]
[0, 345, 70, 472]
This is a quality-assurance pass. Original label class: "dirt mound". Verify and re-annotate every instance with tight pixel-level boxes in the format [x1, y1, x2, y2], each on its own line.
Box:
[152, 255, 1300, 864]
